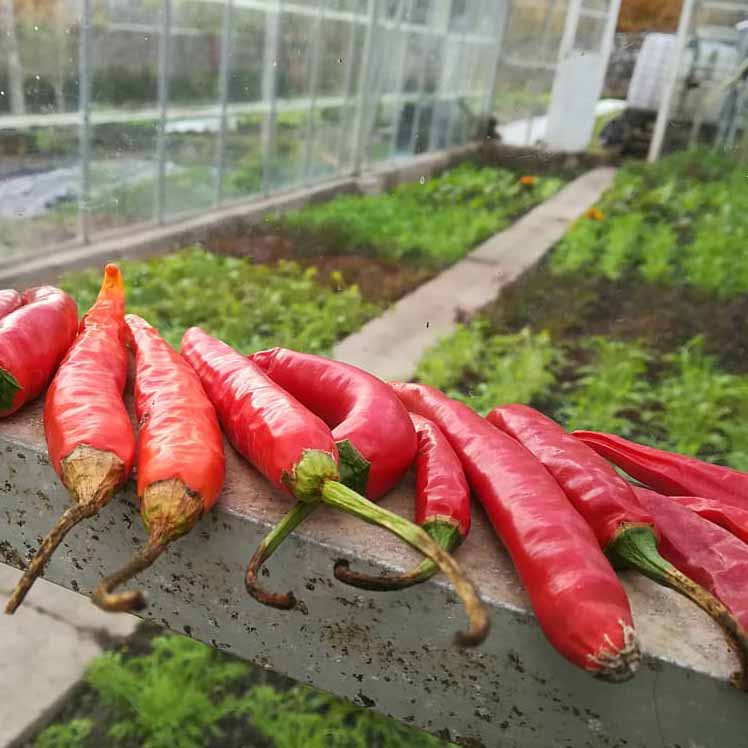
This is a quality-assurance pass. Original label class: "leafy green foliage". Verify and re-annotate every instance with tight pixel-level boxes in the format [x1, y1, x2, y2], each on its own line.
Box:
[60, 247, 378, 355]
[415, 318, 748, 469]
[279, 164, 565, 268]
[35, 635, 449, 748]
[415, 324, 563, 415]
[240, 684, 449, 748]
[34, 720, 92, 748]
[551, 148, 748, 296]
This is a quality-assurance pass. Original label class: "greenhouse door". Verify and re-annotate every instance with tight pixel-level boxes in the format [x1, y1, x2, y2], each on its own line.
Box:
[545, 0, 621, 151]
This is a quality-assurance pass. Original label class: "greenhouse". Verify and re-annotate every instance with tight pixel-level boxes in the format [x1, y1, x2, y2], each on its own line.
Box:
[2, 2, 748, 748]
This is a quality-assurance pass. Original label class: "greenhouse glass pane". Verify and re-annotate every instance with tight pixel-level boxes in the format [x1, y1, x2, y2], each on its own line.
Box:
[89, 0, 161, 236]
[276, 10, 313, 99]
[228, 7, 265, 105]
[0, 0, 81, 257]
[268, 110, 310, 188]
[222, 114, 263, 200]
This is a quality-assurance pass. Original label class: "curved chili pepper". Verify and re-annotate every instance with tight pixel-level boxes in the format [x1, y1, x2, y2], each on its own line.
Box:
[667, 494, 748, 543]
[489, 404, 748, 688]
[575, 430, 748, 509]
[246, 347, 417, 604]
[92, 314, 226, 613]
[0, 289, 22, 320]
[633, 486, 748, 689]
[335, 412, 470, 591]
[182, 328, 488, 645]
[391, 382, 639, 681]
[5, 266, 134, 614]
[0, 286, 77, 417]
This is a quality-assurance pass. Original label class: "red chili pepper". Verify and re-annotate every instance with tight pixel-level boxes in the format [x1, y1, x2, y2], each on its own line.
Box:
[575, 430, 748, 509]
[182, 328, 488, 644]
[91, 314, 226, 612]
[391, 383, 639, 681]
[489, 404, 748, 686]
[0, 286, 78, 417]
[633, 485, 748, 688]
[247, 347, 417, 603]
[5, 266, 134, 614]
[335, 412, 471, 590]
[0, 289, 22, 320]
[667, 494, 748, 543]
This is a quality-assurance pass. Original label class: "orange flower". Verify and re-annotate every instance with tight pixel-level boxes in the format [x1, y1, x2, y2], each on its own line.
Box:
[520, 175, 536, 186]
[585, 207, 605, 221]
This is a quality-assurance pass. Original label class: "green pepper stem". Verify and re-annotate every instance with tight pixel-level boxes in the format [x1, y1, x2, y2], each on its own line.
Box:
[608, 526, 748, 691]
[245, 500, 320, 609]
[0, 368, 20, 412]
[321, 480, 489, 647]
[334, 520, 462, 591]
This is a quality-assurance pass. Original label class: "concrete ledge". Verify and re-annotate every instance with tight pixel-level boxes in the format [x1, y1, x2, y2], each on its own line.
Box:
[0, 400, 745, 748]
[0, 144, 480, 288]
[333, 167, 617, 382]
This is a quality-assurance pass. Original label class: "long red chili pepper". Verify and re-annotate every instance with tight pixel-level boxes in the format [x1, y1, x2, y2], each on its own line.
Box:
[391, 382, 639, 681]
[0, 286, 77, 417]
[633, 486, 748, 688]
[489, 404, 748, 687]
[182, 328, 488, 645]
[335, 412, 471, 590]
[5, 266, 134, 614]
[0, 289, 22, 320]
[91, 314, 226, 612]
[246, 347, 417, 605]
[666, 494, 748, 543]
[575, 430, 748, 509]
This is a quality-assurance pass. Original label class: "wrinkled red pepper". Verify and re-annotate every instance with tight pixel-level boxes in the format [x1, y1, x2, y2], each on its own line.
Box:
[6, 266, 134, 614]
[246, 348, 417, 604]
[392, 382, 639, 681]
[335, 412, 471, 590]
[182, 328, 488, 644]
[489, 404, 748, 686]
[92, 314, 226, 612]
[0, 286, 78, 417]
[575, 430, 748, 509]
[634, 486, 748, 688]
[666, 494, 748, 544]
[0, 289, 22, 320]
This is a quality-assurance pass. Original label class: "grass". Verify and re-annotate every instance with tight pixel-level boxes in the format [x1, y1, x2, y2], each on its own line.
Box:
[60, 247, 379, 356]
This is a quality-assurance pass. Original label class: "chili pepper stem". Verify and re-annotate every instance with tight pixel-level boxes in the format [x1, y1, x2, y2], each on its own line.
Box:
[5, 445, 124, 615]
[608, 525, 748, 690]
[0, 368, 20, 412]
[92, 479, 202, 613]
[320, 480, 489, 646]
[334, 520, 463, 591]
[245, 499, 320, 609]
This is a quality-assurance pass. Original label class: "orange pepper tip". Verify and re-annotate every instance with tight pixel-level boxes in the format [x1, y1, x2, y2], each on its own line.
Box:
[98, 263, 125, 298]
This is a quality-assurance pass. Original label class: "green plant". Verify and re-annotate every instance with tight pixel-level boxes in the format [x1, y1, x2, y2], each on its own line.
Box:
[34, 720, 92, 748]
[551, 218, 602, 274]
[60, 247, 378, 355]
[85, 636, 247, 748]
[559, 338, 651, 435]
[415, 323, 562, 414]
[278, 164, 565, 268]
[240, 684, 450, 748]
[639, 222, 677, 283]
[598, 212, 644, 280]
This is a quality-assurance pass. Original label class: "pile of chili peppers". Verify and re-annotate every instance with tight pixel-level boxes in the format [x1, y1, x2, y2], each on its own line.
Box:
[3, 267, 748, 691]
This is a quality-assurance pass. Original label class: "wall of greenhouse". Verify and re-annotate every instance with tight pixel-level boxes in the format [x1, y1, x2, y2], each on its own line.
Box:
[0, 0, 626, 260]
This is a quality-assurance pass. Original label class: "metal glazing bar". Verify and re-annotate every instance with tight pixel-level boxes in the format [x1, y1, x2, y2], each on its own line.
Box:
[407, 3, 433, 157]
[335, 7, 360, 173]
[78, 0, 92, 243]
[303, 0, 325, 185]
[155, 0, 172, 224]
[388, 0, 413, 161]
[427, 0, 454, 152]
[444, 32, 468, 148]
[648, 0, 695, 162]
[215, 0, 234, 206]
[261, 1, 282, 196]
[351, 0, 379, 175]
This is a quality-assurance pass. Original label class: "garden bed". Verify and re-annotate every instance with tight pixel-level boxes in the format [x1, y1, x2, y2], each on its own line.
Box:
[24, 625, 448, 748]
[413, 148, 748, 470]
